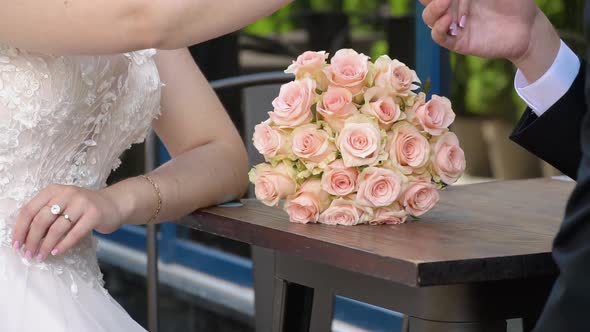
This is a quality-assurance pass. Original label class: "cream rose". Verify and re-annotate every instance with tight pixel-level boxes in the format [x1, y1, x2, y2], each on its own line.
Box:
[269, 78, 316, 128]
[414, 95, 456, 136]
[356, 167, 403, 208]
[370, 205, 408, 225]
[374, 56, 419, 95]
[323, 49, 370, 95]
[285, 51, 329, 76]
[317, 86, 358, 131]
[252, 121, 291, 159]
[284, 179, 330, 224]
[337, 116, 384, 167]
[431, 132, 466, 184]
[360, 87, 402, 129]
[320, 159, 358, 196]
[319, 198, 371, 226]
[401, 182, 439, 217]
[249, 163, 297, 207]
[291, 124, 336, 164]
[388, 121, 430, 174]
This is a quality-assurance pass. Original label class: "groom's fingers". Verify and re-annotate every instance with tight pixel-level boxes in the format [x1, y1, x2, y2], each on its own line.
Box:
[422, 0, 452, 28]
[432, 14, 456, 50]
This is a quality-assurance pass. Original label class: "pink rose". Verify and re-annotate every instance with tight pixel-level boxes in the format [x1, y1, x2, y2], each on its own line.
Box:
[360, 87, 402, 129]
[285, 51, 329, 76]
[356, 167, 403, 208]
[250, 163, 297, 207]
[405, 92, 426, 126]
[291, 124, 336, 164]
[401, 182, 439, 217]
[370, 205, 408, 225]
[252, 121, 291, 159]
[431, 132, 466, 184]
[323, 49, 370, 95]
[414, 95, 456, 136]
[374, 56, 419, 95]
[269, 78, 316, 128]
[321, 159, 358, 196]
[337, 116, 384, 167]
[285, 179, 330, 224]
[319, 198, 371, 226]
[388, 121, 430, 174]
[407, 172, 434, 183]
[317, 86, 358, 131]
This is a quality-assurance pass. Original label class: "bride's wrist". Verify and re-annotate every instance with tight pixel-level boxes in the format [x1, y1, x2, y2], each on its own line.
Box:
[511, 9, 561, 83]
[101, 176, 155, 226]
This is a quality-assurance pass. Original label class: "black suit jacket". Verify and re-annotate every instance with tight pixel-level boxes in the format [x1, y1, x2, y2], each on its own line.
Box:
[510, 61, 587, 179]
[509, 56, 590, 329]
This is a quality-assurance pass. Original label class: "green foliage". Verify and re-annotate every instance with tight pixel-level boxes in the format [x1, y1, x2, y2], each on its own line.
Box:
[245, 0, 393, 36]
[370, 40, 388, 60]
[390, 0, 413, 16]
[244, 5, 295, 34]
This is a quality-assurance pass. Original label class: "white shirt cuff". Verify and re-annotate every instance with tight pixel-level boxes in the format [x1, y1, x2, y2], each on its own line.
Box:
[514, 40, 581, 117]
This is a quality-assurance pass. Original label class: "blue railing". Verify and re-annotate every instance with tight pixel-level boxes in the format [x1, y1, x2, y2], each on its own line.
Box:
[96, 2, 446, 330]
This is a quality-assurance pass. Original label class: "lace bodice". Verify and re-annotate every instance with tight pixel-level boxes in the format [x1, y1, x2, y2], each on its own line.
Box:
[0, 44, 162, 295]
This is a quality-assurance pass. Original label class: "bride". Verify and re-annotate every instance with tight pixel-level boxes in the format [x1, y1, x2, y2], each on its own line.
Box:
[0, 0, 291, 330]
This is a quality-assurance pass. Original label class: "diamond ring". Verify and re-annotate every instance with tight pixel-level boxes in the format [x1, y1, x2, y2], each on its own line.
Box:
[50, 204, 62, 216]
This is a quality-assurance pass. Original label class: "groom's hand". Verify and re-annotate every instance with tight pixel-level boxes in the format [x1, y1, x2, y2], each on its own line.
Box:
[420, 0, 562, 83]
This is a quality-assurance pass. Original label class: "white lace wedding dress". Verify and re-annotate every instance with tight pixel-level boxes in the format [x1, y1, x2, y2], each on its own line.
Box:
[0, 44, 162, 331]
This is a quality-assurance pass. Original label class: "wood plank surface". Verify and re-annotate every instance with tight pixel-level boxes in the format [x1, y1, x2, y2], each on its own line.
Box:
[181, 179, 574, 286]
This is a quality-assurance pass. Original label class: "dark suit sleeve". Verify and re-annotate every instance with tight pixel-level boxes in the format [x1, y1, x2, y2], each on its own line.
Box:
[510, 61, 587, 180]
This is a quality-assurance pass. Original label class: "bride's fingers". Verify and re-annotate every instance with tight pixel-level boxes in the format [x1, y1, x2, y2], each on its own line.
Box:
[432, 14, 457, 50]
[51, 214, 94, 257]
[422, 0, 452, 28]
[12, 185, 60, 249]
[36, 215, 74, 261]
[23, 205, 61, 258]
[418, 0, 434, 6]
[458, 0, 471, 28]
[448, 0, 460, 35]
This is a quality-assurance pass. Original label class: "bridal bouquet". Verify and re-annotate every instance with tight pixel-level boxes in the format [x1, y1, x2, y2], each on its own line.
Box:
[249, 49, 466, 225]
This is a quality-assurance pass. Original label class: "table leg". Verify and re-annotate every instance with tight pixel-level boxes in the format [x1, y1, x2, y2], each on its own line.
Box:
[252, 246, 276, 332]
[309, 288, 334, 332]
[272, 278, 314, 332]
[407, 317, 507, 332]
[402, 316, 410, 332]
[523, 314, 541, 332]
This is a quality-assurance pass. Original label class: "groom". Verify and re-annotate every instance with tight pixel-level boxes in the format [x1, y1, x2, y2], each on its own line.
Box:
[421, 0, 590, 330]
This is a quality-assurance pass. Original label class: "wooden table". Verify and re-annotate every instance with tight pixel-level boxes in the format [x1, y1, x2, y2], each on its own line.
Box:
[180, 179, 574, 332]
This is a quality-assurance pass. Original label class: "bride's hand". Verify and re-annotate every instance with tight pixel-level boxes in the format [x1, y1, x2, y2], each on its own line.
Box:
[421, 0, 538, 60]
[11, 184, 126, 262]
[420, 0, 561, 82]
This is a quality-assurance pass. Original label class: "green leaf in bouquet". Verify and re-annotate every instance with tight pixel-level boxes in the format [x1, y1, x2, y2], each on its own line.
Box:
[398, 97, 407, 112]
[248, 167, 258, 184]
[268, 157, 284, 167]
[422, 78, 432, 96]
[295, 159, 308, 173]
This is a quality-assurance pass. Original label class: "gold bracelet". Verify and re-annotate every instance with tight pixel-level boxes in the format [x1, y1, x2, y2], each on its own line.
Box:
[139, 174, 162, 225]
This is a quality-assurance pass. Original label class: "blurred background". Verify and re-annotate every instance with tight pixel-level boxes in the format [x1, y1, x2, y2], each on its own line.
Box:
[97, 1, 586, 331]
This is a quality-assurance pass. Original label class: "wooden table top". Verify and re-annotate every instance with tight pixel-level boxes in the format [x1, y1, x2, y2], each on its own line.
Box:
[181, 179, 574, 287]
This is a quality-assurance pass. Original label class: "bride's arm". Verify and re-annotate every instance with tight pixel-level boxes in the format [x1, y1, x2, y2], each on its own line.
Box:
[0, 0, 291, 55]
[11, 48, 249, 261]
[108, 48, 251, 225]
